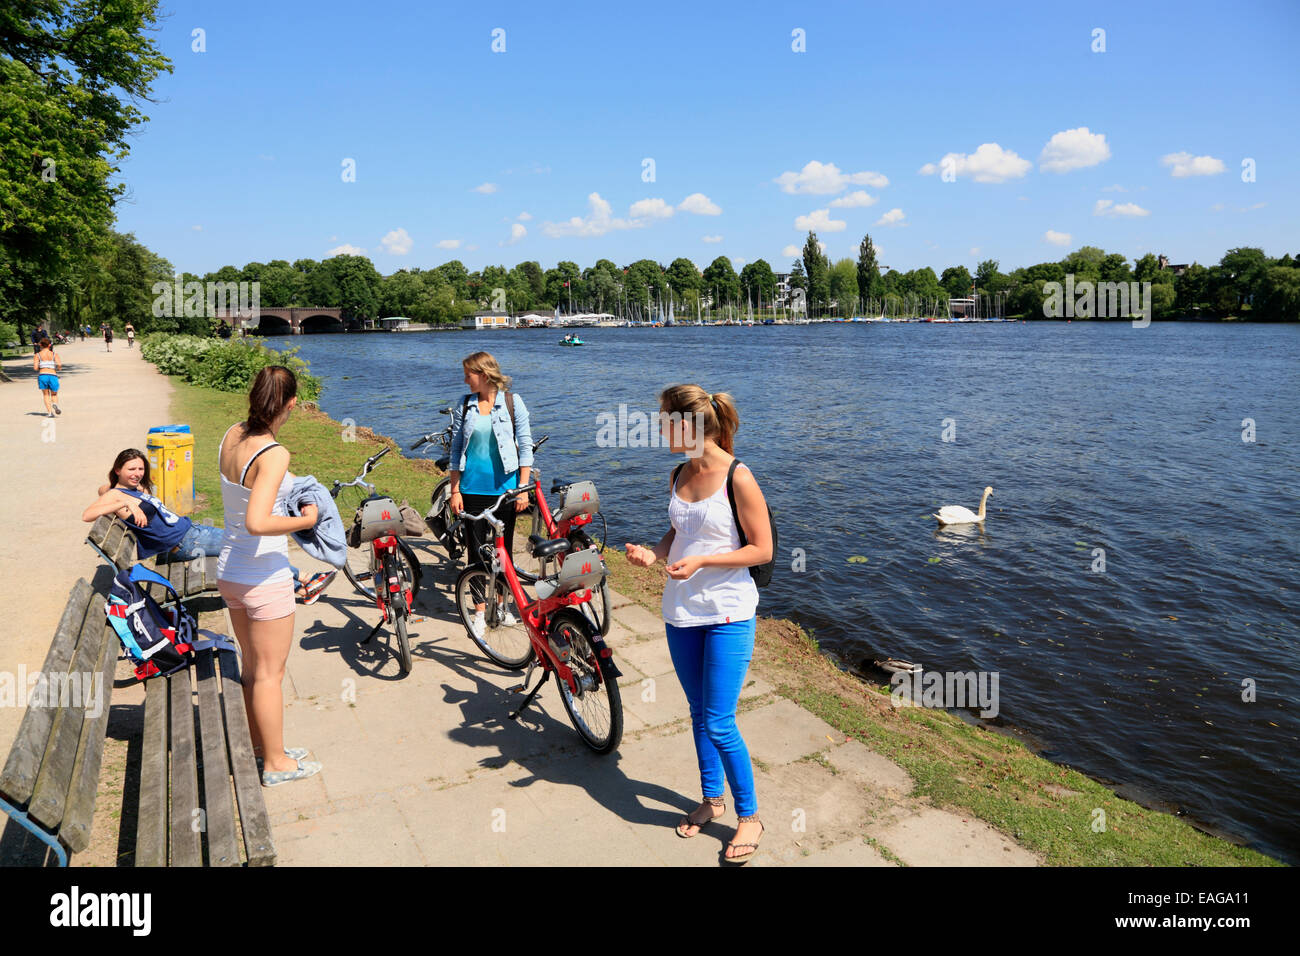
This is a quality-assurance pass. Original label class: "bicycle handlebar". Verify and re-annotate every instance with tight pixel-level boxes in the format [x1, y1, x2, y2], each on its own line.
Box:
[455, 486, 532, 530]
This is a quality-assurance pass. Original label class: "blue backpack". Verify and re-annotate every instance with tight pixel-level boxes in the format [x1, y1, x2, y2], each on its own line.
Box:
[105, 565, 233, 681]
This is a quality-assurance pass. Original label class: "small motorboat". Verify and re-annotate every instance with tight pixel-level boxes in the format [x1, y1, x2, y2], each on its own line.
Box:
[559, 334, 586, 346]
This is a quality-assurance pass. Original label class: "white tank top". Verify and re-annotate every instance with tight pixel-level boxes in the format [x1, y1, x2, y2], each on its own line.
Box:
[662, 462, 759, 627]
[216, 426, 294, 586]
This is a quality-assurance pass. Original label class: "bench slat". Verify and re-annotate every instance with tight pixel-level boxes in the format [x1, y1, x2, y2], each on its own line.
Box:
[101, 520, 125, 567]
[28, 601, 113, 830]
[113, 523, 139, 568]
[168, 669, 203, 866]
[194, 651, 240, 866]
[87, 515, 113, 550]
[136, 679, 168, 867]
[218, 650, 276, 866]
[59, 622, 121, 853]
[0, 579, 94, 806]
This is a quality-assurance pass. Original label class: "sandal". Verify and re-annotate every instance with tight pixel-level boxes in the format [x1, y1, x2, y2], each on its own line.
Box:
[724, 817, 764, 864]
[676, 795, 725, 838]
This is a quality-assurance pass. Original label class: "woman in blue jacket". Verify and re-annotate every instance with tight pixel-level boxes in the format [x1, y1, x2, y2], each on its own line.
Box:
[447, 351, 533, 638]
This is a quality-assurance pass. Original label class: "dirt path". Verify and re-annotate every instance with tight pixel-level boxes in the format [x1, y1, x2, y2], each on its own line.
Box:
[0, 341, 173, 753]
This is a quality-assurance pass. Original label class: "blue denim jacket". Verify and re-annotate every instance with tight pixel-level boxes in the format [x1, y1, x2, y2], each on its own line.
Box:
[449, 390, 533, 477]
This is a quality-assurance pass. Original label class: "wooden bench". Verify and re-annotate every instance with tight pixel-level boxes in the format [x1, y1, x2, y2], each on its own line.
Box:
[86, 514, 220, 604]
[0, 578, 276, 866]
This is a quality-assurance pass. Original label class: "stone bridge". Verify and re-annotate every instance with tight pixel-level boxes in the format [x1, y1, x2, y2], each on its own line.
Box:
[213, 307, 346, 335]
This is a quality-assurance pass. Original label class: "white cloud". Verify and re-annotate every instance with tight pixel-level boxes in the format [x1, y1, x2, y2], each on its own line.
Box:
[678, 192, 722, 215]
[1101, 184, 1127, 192]
[1243, 202, 1266, 211]
[1211, 202, 1225, 211]
[733, 257, 747, 267]
[969, 246, 980, 256]
[380, 228, 413, 255]
[629, 197, 675, 219]
[473, 182, 499, 194]
[1161, 152, 1226, 177]
[1039, 127, 1111, 173]
[326, 244, 366, 257]
[543, 192, 643, 238]
[500, 223, 527, 246]
[829, 190, 878, 208]
[774, 160, 889, 194]
[329, 234, 338, 241]
[1044, 230, 1072, 246]
[702, 235, 723, 243]
[794, 208, 847, 232]
[875, 208, 907, 226]
[781, 244, 802, 258]
[919, 143, 1031, 183]
[436, 239, 462, 249]
[191, 225, 202, 231]
[517, 211, 532, 221]
[1093, 199, 1150, 217]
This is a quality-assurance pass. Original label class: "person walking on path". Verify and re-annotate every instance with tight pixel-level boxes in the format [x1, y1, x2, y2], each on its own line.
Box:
[81, 447, 336, 603]
[32, 337, 61, 417]
[125, 323, 135, 348]
[446, 350, 533, 638]
[100, 322, 112, 352]
[624, 385, 773, 863]
[217, 365, 323, 786]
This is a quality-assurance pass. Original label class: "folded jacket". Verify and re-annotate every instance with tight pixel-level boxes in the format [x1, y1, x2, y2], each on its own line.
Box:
[287, 475, 347, 569]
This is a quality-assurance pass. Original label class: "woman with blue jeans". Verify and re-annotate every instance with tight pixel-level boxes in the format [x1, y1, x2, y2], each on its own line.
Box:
[81, 448, 333, 602]
[625, 384, 773, 863]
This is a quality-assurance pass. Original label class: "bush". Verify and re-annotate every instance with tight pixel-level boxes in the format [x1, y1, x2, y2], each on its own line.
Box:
[0, 320, 19, 349]
[141, 333, 322, 400]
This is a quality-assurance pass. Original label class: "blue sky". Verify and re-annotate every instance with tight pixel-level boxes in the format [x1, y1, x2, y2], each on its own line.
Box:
[116, 0, 1300, 277]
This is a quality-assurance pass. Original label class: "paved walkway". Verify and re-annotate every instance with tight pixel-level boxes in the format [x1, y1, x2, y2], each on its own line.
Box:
[0, 341, 171, 753]
[0, 346, 1040, 866]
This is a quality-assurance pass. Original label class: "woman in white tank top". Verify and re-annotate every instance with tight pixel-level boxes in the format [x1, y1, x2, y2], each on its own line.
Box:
[625, 385, 773, 863]
[216, 366, 323, 787]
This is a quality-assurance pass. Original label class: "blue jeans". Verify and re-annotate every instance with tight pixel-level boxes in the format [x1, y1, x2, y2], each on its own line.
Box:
[163, 523, 301, 586]
[665, 617, 758, 817]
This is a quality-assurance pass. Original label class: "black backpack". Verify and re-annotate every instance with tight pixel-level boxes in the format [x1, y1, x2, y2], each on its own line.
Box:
[672, 460, 777, 587]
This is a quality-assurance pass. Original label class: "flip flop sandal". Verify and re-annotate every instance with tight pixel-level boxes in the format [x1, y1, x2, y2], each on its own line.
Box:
[724, 820, 764, 864]
[676, 797, 725, 838]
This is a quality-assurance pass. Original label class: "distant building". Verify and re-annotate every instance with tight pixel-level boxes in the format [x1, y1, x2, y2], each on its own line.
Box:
[462, 310, 513, 330]
[1158, 255, 1189, 276]
[378, 316, 430, 331]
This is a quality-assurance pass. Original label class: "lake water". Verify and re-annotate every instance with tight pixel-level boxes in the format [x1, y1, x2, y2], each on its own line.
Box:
[270, 322, 1300, 863]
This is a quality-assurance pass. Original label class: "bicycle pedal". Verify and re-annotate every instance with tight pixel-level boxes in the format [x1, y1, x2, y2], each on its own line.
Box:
[507, 683, 526, 694]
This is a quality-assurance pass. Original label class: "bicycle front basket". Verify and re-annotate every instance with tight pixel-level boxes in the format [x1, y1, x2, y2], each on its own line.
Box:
[357, 496, 404, 543]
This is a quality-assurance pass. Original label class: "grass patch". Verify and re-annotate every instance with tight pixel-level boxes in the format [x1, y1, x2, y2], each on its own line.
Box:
[170, 380, 443, 526]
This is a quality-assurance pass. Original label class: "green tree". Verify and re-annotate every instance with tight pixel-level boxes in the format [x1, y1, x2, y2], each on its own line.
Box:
[0, 0, 172, 333]
[1253, 266, 1300, 321]
[828, 258, 859, 314]
[857, 235, 882, 307]
[739, 259, 776, 306]
[975, 258, 1007, 294]
[940, 265, 973, 299]
[702, 257, 740, 310]
[666, 257, 702, 297]
[802, 232, 830, 313]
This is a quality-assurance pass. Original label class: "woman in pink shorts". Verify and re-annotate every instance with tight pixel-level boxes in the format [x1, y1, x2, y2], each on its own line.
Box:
[217, 365, 322, 786]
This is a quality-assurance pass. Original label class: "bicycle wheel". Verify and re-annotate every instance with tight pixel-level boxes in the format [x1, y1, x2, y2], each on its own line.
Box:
[345, 537, 421, 603]
[428, 478, 460, 558]
[576, 575, 613, 638]
[454, 567, 534, 669]
[510, 504, 545, 582]
[552, 612, 622, 754]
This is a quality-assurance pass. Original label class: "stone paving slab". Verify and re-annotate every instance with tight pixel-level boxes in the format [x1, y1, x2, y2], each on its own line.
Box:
[789, 838, 895, 867]
[737, 698, 847, 766]
[866, 806, 1040, 866]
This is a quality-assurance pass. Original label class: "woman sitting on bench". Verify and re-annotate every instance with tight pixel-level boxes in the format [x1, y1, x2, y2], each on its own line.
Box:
[81, 448, 334, 604]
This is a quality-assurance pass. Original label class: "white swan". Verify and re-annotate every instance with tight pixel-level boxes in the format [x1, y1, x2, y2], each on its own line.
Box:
[933, 486, 993, 525]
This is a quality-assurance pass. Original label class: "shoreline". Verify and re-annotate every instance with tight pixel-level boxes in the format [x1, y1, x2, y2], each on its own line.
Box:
[157, 369, 1282, 866]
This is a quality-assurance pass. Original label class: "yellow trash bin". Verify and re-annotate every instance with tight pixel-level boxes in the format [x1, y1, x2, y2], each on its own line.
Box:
[146, 428, 195, 516]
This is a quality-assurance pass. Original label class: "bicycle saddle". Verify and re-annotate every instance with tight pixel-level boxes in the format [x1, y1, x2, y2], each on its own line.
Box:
[550, 479, 570, 493]
[528, 534, 571, 560]
[435, 456, 450, 470]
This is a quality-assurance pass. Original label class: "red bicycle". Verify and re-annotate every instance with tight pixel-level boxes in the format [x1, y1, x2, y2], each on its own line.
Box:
[331, 447, 421, 675]
[509, 443, 612, 638]
[455, 488, 623, 754]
